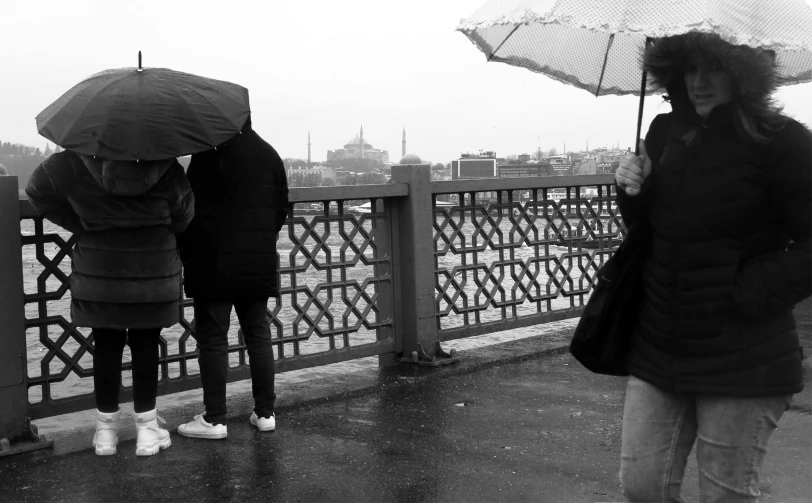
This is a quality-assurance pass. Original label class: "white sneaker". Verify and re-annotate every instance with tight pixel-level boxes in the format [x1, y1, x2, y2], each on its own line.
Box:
[178, 414, 228, 439]
[92, 409, 120, 456]
[250, 412, 275, 432]
[134, 409, 172, 456]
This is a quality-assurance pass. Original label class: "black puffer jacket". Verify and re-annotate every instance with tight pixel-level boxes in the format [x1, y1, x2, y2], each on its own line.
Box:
[25, 150, 194, 329]
[620, 33, 812, 397]
[178, 120, 290, 299]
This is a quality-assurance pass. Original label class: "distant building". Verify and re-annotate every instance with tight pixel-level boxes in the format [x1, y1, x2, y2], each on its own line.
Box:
[452, 151, 498, 180]
[498, 164, 544, 178]
[546, 155, 573, 176]
[596, 148, 629, 164]
[451, 151, 498, 202]
[286, 164, 337, 185]
[326, 126, 389, 163]
[574, 158, 597, 175]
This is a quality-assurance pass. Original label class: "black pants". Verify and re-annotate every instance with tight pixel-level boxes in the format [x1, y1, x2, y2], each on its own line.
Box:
[193, 297, 276, 424]
[93, 328, 161, 414]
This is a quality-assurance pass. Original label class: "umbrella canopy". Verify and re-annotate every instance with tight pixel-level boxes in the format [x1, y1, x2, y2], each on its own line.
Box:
[36, 63, 250, 161]
[457, 0, 812, 97]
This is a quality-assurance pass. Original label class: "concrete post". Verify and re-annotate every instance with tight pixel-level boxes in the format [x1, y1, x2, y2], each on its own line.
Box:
[0, 176, 28, 443]
[390, 161, 440, 361]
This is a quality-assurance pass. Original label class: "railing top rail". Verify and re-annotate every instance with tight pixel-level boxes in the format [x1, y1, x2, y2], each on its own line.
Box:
[431, 174, 616, 194]
[289, 183, 408, 202]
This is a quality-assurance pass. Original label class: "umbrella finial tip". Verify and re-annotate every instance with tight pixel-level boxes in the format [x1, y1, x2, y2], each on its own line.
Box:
[138, 51, 143, 72]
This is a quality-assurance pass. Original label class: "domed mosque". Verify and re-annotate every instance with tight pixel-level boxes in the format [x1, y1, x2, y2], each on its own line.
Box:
[326, 126, 389, 163]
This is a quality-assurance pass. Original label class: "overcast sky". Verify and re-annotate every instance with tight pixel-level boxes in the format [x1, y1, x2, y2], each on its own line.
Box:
[3, 0, 811, 164]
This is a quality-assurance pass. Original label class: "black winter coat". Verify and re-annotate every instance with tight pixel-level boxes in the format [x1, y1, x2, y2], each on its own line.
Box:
[620, 107, 811, 397]
[25, 151, 194, 329]
[178, 123, 290, 299]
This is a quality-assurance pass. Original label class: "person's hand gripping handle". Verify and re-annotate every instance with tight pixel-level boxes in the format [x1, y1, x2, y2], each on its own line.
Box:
[615, 140, 652, 196]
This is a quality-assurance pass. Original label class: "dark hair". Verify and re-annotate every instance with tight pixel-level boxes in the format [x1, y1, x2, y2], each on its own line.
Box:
[729, 91, 787, 144]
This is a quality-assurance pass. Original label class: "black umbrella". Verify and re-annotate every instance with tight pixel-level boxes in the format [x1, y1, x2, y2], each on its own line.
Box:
[36, 52, 251, 161]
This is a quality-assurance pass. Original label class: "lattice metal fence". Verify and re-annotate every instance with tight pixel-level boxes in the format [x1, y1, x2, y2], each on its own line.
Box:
[16, 175, 619, 420]
[20, 192, 396, 419]
[432, 180, 623, 340]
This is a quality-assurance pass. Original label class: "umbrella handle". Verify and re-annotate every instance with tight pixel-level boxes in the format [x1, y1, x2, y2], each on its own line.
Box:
[634, 38, 652, 156]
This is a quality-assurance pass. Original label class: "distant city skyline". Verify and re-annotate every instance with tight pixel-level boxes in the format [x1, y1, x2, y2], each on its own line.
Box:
[295, 127, 634, 164]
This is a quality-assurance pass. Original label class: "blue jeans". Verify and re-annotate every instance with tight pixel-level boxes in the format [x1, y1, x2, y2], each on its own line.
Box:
[620, 375, 791, 502]
[193, 297, 276, 423]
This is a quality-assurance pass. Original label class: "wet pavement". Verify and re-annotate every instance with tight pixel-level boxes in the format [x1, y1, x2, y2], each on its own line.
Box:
[1, 300, 810, 503]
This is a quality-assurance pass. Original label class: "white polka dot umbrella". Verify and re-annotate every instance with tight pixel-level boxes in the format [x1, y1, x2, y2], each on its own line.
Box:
[457, 0, 812, 148]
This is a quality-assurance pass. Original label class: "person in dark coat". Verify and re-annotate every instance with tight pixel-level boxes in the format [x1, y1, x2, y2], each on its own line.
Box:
[25, 150, 194, 457]
[177, 117, 290, 439]
[614, 32, 811, 502]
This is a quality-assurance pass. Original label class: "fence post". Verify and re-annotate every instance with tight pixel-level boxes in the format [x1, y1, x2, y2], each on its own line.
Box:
[0, 177, 29, 445]
[390, 157, 453, 365]
[0, 176, 52, 456]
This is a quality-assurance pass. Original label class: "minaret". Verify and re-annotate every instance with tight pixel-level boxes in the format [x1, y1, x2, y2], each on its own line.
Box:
[360, 125, 365, 159]
[402, 128, 406, 158]
[307, 131, 311, 168]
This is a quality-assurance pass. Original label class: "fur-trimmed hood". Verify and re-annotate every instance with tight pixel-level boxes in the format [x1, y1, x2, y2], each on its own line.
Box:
[643, 32, 778, 114]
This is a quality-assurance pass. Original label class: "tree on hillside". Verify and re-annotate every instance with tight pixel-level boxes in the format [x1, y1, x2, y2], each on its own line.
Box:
[0, 141, 48, 187]
[546, 147, 558, 157]
[45, 143, 52, 156]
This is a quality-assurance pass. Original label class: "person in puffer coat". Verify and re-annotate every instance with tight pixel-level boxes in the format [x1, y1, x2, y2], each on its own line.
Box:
[613, 32, 811, 502]
[177, 116, 289, 439]
[25, 150, 194, 457]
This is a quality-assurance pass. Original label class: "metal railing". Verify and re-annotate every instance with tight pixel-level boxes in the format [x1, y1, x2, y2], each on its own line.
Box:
[1, 167, 619, 430]
[432, 175, 623, 341]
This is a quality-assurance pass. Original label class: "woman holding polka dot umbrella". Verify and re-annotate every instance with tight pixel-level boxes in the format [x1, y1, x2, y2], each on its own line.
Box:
[460, 2, 812, 501]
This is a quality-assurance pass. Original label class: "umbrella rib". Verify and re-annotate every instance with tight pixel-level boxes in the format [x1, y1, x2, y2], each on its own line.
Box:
[168, 83, 215, 152]
[55, 74, 131, 148]
[172, 79, 247, 135]
[595, 33, 615, 97]
[487, 24, 522, 61]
